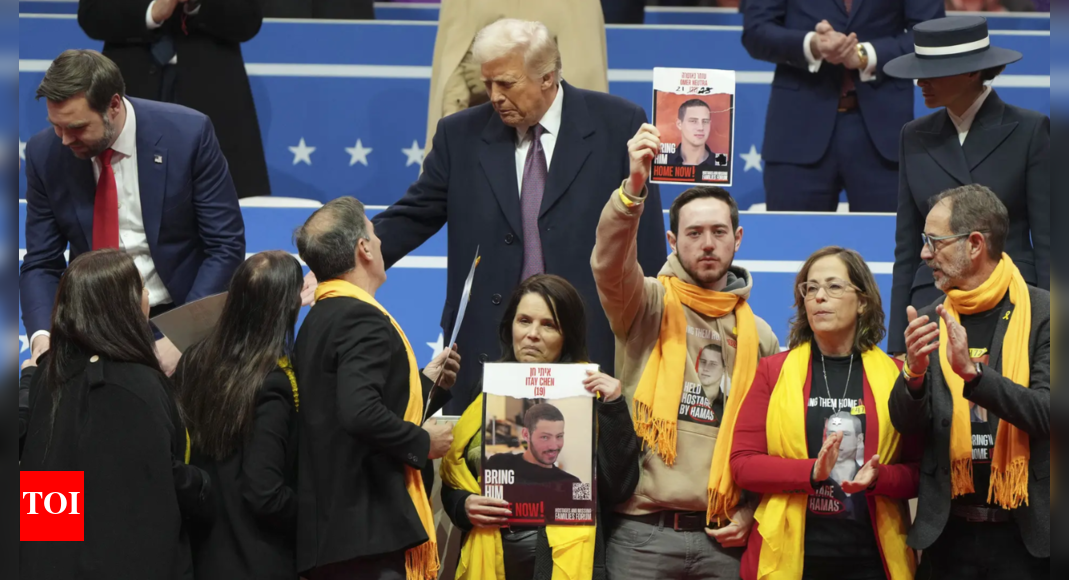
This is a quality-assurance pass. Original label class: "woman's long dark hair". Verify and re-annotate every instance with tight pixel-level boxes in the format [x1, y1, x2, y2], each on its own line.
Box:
[176, 251, 304, 460]
[41, 250, 162, 401]
[497, 274, 589, 364]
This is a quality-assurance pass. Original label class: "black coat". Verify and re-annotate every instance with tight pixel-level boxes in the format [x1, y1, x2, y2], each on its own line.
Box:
[187, 368, 299, 580]
[889, 91, 1050, 352]
[77, 0, 270, 198]
[373, 82, 667, 413]
[889, 286, 1050, 558]
[294, 296, 451, 574]
[441, 389, 642, 580]
[20, 355, 212, 580]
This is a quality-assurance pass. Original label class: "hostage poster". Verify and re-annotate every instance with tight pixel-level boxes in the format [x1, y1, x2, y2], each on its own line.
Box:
[651, 67, 736, 187]
[482, 363, 598, 526]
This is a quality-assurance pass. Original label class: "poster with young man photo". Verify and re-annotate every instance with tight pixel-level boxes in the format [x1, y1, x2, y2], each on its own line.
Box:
[651, 67, 736, 186]
[482, 363, 598, 526]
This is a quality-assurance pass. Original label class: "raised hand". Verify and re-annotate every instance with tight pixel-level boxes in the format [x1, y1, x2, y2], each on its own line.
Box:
[813, 430, 844, 483]
[937, 305, 978, 381]
[625, 124, 661, 197]
[904, 306, 940, 388]
[841, 455, 881, 495]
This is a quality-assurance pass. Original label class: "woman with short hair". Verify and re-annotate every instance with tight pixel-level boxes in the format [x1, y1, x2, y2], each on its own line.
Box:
[731, 247, 921, 580]
[885, 15, 1049, 355]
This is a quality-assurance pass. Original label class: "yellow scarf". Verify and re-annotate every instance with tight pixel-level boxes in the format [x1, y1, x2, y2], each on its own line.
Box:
[942, 254, 1032, 509]
[441, 394, 597, 580]
[315, 280, 439, 580]
[278, 356, 299, 412]
[754, 343, 914, 580]
[632, 275, 759, 524]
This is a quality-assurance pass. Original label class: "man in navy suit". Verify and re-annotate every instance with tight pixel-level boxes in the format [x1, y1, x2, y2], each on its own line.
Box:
[743, 0, 944, 212]
[373, 19, 667, 412]
[21, 50, 245, 375]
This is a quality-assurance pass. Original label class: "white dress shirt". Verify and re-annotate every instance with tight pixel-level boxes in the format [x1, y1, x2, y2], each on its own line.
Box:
[145, 1, 202, 65]
[948, 86, 992, 146]
[30, 99, 174, 347]
[515, 83, 565, 196]
[803, 32, 879, 83]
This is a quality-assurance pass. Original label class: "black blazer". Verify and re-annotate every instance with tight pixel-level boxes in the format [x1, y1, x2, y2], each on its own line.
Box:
[188, 368, 299, 580]
[889, 286, 1050, 558]
[441, 392, 641, 580]
[20, 355, 211, 580]
[77, 0, 270, 198]
[889, 91, 1050, 352]
[373, 82, 667, 413]
[293, 296, 450, 574]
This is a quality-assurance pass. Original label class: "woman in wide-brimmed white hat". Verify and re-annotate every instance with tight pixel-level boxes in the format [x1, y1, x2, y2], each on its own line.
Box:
[884, 15, 1049, 357]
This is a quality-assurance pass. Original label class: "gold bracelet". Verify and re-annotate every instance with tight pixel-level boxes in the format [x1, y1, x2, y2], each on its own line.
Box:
[857, 44, 870, 72]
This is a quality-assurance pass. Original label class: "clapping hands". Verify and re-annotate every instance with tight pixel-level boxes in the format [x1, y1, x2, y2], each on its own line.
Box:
[811, 20, 863, 70]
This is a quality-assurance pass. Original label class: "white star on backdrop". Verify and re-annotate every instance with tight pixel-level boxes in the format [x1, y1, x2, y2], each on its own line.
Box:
[289, 138, 316, 166]
[20, 141, 27, 161]
[427, 333, 444, 360]
[740, 145, 763, 172]
[402, 141, 425, 167]
[20, 335, 29, 354]
[345, 139, 373, 167]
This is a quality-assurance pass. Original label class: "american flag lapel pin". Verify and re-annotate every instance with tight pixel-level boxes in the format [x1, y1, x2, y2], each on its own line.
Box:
[154, 155, 163, 164]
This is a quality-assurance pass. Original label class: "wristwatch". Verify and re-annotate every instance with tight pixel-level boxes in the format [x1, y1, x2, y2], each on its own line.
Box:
[857, 44, 870, 71]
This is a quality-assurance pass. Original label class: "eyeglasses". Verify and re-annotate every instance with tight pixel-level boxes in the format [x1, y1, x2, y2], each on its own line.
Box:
[921, 232, 970, 254]
[798, 279, 859, 301]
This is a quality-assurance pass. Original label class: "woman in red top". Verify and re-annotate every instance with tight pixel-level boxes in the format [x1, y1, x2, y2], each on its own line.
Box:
[730, 247, 920, 580]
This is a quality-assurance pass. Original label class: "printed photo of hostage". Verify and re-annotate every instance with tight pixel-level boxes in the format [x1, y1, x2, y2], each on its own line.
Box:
[482, 387, 596, 526]
[651, 68, 737, 186]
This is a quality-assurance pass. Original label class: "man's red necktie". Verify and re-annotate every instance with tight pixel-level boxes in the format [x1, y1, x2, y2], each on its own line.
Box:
[93, 148, 119, 250]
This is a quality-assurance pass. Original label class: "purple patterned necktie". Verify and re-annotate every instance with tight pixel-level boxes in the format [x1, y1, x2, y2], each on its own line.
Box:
[520, 124, 547, 281]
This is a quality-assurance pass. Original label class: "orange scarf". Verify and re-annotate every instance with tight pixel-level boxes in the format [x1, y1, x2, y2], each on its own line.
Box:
[632, 275, 760, 524]
[315, 280, 439, 580]
[942, 254, 1032, 508]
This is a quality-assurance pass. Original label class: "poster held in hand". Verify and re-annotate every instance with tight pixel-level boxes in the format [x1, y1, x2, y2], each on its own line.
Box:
[150, 292, 228, 353]
[482, 363, 598, 526]
[650, 68, 736, 187]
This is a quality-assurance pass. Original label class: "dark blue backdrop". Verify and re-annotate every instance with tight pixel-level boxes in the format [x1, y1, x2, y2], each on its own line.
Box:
[16, 13, 1050, 369]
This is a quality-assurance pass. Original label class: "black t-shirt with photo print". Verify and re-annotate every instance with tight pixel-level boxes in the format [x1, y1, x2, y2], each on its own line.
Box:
[956, 293, 1011, 506]
[804, 349, 881, 563]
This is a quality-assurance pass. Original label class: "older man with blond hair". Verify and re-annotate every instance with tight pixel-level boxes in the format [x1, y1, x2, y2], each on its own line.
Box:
[373, 19, 668, 412]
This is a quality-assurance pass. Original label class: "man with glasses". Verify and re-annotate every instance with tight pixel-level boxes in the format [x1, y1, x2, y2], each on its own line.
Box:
[890, 184, 1049, 580]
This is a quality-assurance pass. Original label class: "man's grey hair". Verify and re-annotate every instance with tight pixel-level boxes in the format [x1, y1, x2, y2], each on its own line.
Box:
[471, 19, 563, 82]
[294, 197, 370, 282]
[929, 184, 1009, 261]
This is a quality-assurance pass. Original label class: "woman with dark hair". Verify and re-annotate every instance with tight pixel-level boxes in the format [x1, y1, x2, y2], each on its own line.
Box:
[20, 249, 210, 580]
[440, 274, 641, 580]
[730, 247, 921, 580]
[175, 250, 305, 580]
[884, 15, 1049, 356]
